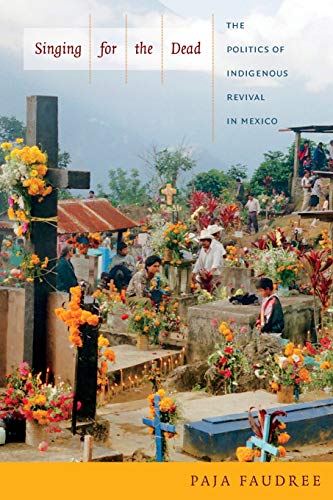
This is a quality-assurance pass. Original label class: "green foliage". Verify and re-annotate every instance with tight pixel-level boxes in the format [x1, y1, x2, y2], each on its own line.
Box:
[250, 150, 292, 196]
[226, 163, 248, 180]
[189, 169, 235, 198]
[143, 145, 196, 188]
[97, 167, 150, 206]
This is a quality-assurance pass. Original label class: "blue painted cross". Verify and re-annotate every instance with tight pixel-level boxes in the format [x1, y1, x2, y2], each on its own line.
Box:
[246, 414, 280, 462]
[142, 394, 176, 462]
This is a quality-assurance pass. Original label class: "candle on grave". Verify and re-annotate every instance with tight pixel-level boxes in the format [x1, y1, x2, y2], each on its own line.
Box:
[143, 364, 147, 376]
[134, 375, 138, 387]
[122, 383, 126, 391]
[175, 360, 178, 368]
[114, 383, 118, 395]
[163, 362, 167, 374]
[45, 367, 50, 385]
[120, 369, 124, 385]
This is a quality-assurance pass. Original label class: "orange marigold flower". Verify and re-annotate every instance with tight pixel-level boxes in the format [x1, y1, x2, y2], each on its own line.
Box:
[278, 446, 287, 458]
[104, 349, 115, 362]
[278, 432, 290, 445]
[236, 447, 254, 462]
[270, 381, 279, 392]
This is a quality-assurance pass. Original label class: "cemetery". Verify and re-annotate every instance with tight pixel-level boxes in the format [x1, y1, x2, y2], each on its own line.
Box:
[1, 95, 333, 464]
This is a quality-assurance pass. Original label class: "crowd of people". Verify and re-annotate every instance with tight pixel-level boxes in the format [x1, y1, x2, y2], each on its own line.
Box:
[298, 140, 333, 174]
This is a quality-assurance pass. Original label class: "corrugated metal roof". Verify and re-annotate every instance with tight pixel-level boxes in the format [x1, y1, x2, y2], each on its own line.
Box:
[58, 198, 139, 234]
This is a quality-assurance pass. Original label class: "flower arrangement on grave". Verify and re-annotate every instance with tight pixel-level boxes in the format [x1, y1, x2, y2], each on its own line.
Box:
[163, 221, 188, 264]
[254, 342, 311, 395]
[219, 204, 240, 231]
[189, 191, 219, 230]
[252, 245, 299, 288]
[158, 299, 186, 342]
[128, 303, 162, 344]
[0, 140, 53, 237]
[298, 249, 333, 334]
[207, 321, 249, 394]
[66, 232, 102, 255]
[55, 286, 100, 348]
[97, 334, 115, 393]
[224, 245, 248, 268]
[0, 362, 79, 433]
[236, 407, 289, 462]
[252, 228, 289, 251]
[146, 388, 179, 460]
[304, 337, 333, 392]
[0, 362, 37, 421]
[193, 287, 214, 304]
[197, 269, 222, 295]
[22, 381, 78, 432]
[92, 285, 127, 320]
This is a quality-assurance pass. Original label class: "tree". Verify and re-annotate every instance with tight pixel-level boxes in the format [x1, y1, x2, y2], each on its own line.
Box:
[142, 144, 196, 189]
[97, 167, 150, 206]
[226, 163, 248, 181]
[250, 151, 292, 196]
[189, 169, 235, 198]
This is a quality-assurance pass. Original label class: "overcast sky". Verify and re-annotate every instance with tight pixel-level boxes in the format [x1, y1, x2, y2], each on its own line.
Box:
[1, 0, 333, 190]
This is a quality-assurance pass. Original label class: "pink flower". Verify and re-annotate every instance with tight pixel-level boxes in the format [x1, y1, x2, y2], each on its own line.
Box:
[212, 318, 218, 327]
[22, 221, 29, 234]
[240, 326, 247, 334]
[19, 361, 30, 377]
[8, 197, 14, 207]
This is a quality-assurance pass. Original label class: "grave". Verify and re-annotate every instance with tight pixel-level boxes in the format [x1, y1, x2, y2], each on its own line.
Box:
[187, 296, 315, 363]
[183, 398, 333, 461]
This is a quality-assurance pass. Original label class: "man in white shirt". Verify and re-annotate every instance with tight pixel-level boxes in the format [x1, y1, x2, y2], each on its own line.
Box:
[193, 229, 223, 282]
[301, 170, 312, 211]
[207, 224, 227, 259]
[245, 194, 260, 234]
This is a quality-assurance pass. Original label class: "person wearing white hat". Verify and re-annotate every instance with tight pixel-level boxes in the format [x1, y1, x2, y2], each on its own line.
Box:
[192, 229, 223, 283]
[207, 224, 227, 259]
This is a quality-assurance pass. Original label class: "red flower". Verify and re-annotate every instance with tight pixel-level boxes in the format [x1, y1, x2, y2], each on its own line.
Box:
[305, 342, 317, 355]
[224, 369, 232, 379]
[219, 356, 228, 366]
[224, 347, 233, 354]
[212, 319, 218, 327]
[121, 314, 129, 320]
[320, 337, 332, 350]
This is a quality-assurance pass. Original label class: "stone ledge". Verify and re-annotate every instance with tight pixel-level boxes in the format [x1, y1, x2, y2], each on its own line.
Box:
[187, 296, 315, 363]
[183, 398, 333, 461]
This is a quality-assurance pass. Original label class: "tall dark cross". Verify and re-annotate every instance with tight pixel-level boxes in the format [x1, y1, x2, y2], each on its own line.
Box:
[24, 95, 90, 373]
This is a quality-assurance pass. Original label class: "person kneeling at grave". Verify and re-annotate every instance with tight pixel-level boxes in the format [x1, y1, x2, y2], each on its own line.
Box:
[255, 277, 285, 337]
[56, 244, 78, 293]
[126, 255, 162, 306]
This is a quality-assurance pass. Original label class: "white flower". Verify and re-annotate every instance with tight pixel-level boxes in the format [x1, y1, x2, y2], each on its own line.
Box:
[254, 369, 266, 379]
[18, 196, 25, 209]
[277, 356, 288, 369]
[292, 354, 300, 363]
